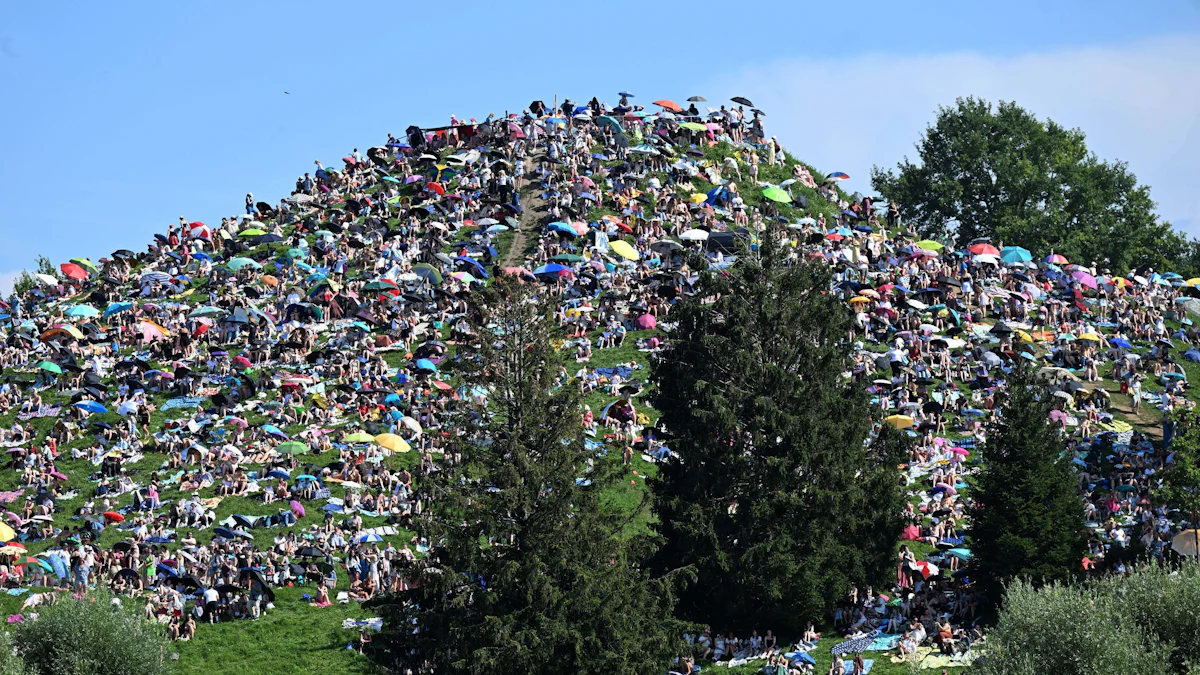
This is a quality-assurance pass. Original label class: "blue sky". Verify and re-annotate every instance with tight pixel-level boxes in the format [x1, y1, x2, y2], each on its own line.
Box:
[2, 1, 1199, 291]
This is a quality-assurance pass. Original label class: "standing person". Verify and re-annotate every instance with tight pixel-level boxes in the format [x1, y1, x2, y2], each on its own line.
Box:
[245, 193, 256, 215]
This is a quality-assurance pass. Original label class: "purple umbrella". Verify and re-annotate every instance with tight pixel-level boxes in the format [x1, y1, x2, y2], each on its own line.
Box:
[1072, 270, 1098, 290]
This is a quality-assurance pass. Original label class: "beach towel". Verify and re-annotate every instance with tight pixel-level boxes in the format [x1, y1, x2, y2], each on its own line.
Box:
[160, 396, 204, 412]
[839, 659, 873, 674]
[831, 631, 877, 656]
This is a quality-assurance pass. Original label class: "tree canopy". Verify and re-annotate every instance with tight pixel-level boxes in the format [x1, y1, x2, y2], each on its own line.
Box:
[871, 97, 1191, 274]
[648, 237, 907, 633]
[367, 277, 686, 675]
[968, 368, 1086, 606]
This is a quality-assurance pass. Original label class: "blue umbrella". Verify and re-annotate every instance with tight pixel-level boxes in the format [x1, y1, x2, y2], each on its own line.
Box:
[192, 252, 212, 262]
[268, 469, 290, 480]
[453, 256, 488, 279]
[547, 222, 577, 237]
[214, 527, 238, 540]
[262, 424, 288, 437]
[533, 264, 570, 276]
[1000, 246, 1032, 263]
[74, 400, 107, 414]
[104, 302, 134, 318]
[1109, 337, 1133, 349]
[384, 393, 401, 404]
[414, 358, 437, 373]
[356, 533, 383, 543]
[485, 224, 509, 234]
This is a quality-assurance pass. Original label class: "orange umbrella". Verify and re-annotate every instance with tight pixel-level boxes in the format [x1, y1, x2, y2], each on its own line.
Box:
[60, 262, 87, 280]
[103, 511, 125, 523]
[426, 182, 445, 195]
[261, 274, 279, 287]
[653, 99, 682, 113]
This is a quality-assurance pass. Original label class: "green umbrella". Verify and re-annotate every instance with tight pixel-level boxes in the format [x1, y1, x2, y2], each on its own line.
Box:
[762, 187, 792, 204]
[70, 257, 98, 273]
[343, 432, 376, 443]
[412, 263, 442, 285]
[550, 254, 584, 263]
[238, 228, 267, 238]
[679, 121, 707, 132]
[37, 361, 62, 374]
[277, 441, 309, 455]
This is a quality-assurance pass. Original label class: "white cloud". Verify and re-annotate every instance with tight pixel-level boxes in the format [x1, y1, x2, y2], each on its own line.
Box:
[706, 35, 1200, 234]
[0, 270, 22, 297]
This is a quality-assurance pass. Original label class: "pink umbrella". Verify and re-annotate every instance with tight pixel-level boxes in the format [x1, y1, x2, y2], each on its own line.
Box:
[225, 417, 248, 429]
[934, 482, 957, 495]
[1049, 409, 1070, 426]
[635, 314, 657, 330]
[950, 447, 969, 456]
[290, 500, 306, 519]
[233, 355, 252, 369]
[901, 524, 920, 540]
[50, 471, 68, 481]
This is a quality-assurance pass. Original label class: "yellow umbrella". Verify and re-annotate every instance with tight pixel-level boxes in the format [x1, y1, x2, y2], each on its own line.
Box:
[689, 193, 707, 204]
[1186, 278, 1200, 288]
[0, 522, 14, 543]
[849, 296, 871, 304]
[884, 415, 915, 429]
[1015, 330, 1033, 343]
[1111, 277, 1130, 288]
[609, 240, 640, 261]
[1172, 529, 1200, 557]
[374, 433, 411, 453]
[0, 545, 24, 555]
[1078, 333, 1102, 342]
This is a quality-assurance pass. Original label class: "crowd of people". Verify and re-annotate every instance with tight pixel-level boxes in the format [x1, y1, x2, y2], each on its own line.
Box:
[0, 90, 1196, 672]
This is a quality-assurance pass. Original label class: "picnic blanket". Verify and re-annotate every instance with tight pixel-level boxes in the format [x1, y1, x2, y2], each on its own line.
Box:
[160, 396, 205, 412]
[831, 631, 877, 656]
[17, 405, 60, 420]
[838, 659, 873, 674]
[867, 633, 903, 651]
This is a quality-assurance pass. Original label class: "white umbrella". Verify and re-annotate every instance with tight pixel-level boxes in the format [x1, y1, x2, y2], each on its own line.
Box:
[679, 229, 709, 241]
[35, 273, 59, 286]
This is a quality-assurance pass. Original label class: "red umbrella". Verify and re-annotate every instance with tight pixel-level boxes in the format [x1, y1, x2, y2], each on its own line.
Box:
[103, 511, 125, 523]
[825, 233, 844, 241]
[430, 381, 451, 391]
[968, 243, 1001, 256]
[60, 262, 87, 280]
[652, 99, 682, 113]
[233, 355, 252, 369]
[426, 182, 445, 196]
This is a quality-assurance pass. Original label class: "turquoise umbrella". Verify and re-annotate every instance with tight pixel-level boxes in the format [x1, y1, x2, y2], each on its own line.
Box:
[1000, 246, 1032, 264]
[104, 302, 133, 318]
[227, 257, 261, 271]
[64, 304, 99, 318]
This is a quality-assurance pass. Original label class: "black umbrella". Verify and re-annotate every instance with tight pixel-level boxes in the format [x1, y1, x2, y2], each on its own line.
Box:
[687, 95, 706, 102]
[731, 96, 754, 106]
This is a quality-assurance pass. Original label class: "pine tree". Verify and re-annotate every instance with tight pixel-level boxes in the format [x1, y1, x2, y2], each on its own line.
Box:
[969, 367, 1086, 606]
[648, 237, 907, 633]
[368, 277, 686, 675]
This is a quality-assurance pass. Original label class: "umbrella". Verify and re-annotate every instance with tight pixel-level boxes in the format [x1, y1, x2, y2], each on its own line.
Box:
[826, 172, 849, 181]
[356, 533, 384, 543]
[64, 304, 99, 318]
[762, 187, 792, 203]
[102, 511, 125, 524]
[1172, 530, 1200, 557]
[635, 314, 657, 330]
[731, 96, 754, 106]
[277, 441, 308, 455]
[73, 400, 107, 414]
[609, 240, 640, 261]
[884, 415, 914, 429]
[60, 262, 87, 280]
[37, 361, 63, 374]
[375, 433, 411, 453]
[1000, 246, 1032, 263]
[679, 229, 709, 241]
[652, 99, 683, 113]
[343, 432, 376, 443]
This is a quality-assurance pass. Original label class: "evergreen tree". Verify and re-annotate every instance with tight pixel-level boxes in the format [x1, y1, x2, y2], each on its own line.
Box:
[969, 368, 1086, 606]
[648, 237, 907, 632]
[368, 278, 686, 675]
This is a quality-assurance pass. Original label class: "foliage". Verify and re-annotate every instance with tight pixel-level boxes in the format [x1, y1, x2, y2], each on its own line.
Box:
[10, 589, 171, 675]
[367, 277, 687, 675]
[0, 630, 27, 675]
[10, 255, 59, 296]
[647, 236, 907, 633]
[974, 577, 1172, 675]
[1156, 412, 1200, 524]
[1103, 563, 1200, 673]
[871, 97, 1192, 275]
[968, 368, 1086, 606]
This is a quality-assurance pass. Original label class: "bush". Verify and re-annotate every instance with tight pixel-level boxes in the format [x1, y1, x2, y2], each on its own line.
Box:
[10, 590, 171, 675]
[974, 578, 1171, 675]
[1103, 564, 1200, 673]
[0, 630, 27, 675]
